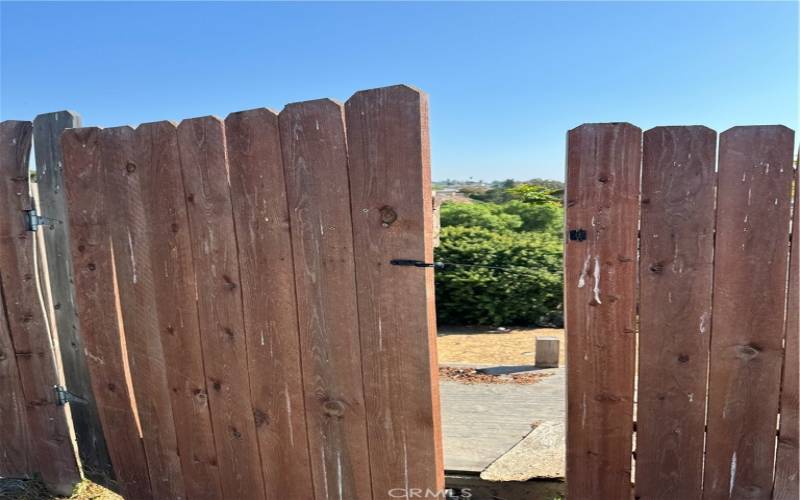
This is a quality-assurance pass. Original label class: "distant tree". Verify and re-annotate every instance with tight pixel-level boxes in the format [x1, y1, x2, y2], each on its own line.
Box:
[506, 184, 561, 205]
[440, 202, 523, 233]
[501, 200, 563, 235]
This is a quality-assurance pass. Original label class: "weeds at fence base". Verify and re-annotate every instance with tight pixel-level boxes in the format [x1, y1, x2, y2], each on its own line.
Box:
[0, 478, 119, 500]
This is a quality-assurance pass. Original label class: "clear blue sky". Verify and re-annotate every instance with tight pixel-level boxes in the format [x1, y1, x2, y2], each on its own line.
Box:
[1, 1, 797, 181]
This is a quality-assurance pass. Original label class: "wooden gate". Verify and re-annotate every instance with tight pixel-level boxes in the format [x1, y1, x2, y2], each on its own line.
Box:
[565, 123, 798, 499]
[54, 84, 442, 499]
[0, 121, 81, 495]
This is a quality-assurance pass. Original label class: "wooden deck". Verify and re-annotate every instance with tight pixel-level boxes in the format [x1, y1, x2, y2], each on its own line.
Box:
[440, 366, 565, 475]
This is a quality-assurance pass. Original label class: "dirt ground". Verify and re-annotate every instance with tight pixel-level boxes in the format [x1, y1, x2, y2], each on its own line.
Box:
[437, 326, 566, 367]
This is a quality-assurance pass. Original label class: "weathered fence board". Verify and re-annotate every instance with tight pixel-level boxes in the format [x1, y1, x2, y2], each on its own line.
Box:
[61, 127, 152, 498]
[703, 126, 795, 499]
[33, 111, 113, 483]
[635, 126, 716, 500]
[773, 149, 799, 500]
[224, 108, 314, 499]
[565, 123, 641, 500]
[0, 273, 31, 477]
[345, 85, 444, 497]
[135, 121, 223, 499]
[177, 116, 266, 500]
[101, 126, 185, 498]
[0, 120, 80, 495]
[280, 99, 373, 500]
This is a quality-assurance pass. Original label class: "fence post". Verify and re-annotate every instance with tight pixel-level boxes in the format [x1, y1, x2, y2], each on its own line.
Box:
[33, 111, 113, 483]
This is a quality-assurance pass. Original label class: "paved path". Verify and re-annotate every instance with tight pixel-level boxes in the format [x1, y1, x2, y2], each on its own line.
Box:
[440, 366, 565, 473]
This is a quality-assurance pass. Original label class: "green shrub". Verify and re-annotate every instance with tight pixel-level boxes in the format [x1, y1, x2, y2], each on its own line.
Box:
[434, 226, 563, 326]
[439, 202, 523, 233]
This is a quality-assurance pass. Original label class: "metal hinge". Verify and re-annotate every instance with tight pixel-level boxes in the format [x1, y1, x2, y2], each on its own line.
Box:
[24, 205, 60, 232]
[53, 385, 88, 406]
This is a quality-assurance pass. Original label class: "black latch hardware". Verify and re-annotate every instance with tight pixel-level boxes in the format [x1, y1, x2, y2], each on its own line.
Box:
[54, 385, 88, 406]
[389, 259, 445, 269]
[569, 229, 587, 242]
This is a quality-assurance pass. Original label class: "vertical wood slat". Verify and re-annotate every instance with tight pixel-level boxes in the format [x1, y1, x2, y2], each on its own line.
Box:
[177, 116, 266, 500]
[100, 126, 185, 498]
[635, 126, 717, 500]
[280, 99, 373, 500]
[33, 111, 114, 483]
[135, 121, 223, 500]
[703, 126, 795, 500]
[224, 109, 314, 499]
[0, 120, 80, 495]
[0, 259, 32, 477]
[345, 86, 444, 497]
[772, 148, 799, 500]
[61, 127, 152, 498]
[565, 123, 641, 500]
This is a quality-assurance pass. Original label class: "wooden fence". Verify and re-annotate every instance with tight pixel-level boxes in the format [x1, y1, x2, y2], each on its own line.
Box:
[1, 85, 443, 499]
[565, 123, 799, 500]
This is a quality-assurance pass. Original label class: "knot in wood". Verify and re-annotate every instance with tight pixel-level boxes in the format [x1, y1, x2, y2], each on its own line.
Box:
[379, 206, 397, 227]
[322, 400, 346, 417]
[125, 161, 137, 173]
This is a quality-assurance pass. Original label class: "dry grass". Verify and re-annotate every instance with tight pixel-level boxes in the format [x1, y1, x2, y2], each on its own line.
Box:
[0, 478, 119, 500]
[437, 326, 565, 366]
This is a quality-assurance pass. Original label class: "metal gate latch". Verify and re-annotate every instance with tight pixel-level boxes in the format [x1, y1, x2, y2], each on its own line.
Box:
[569, 229, 587, 241]
[389, 259, 445, 269]
[53, 385, 88, 406]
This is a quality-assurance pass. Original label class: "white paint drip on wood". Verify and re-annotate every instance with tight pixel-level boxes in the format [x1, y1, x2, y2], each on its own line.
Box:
[378, 316, 383, 352]
[592, 257, 602, 305]
[321, 447, 329, 500]
[285, 385, 294, 446]
[577, 254, 590, 288]
[403, 430, 410, 496]
[699, 312, 708, 335]
[729, 452, 737, 496]
[336, 450, 344, 500]
[84, 349, 104, 365]
[581, 393, 587, 429]
[127, 229, 137, 284]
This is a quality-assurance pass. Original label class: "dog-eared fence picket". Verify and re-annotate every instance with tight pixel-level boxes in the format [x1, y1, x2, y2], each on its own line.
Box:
[1, 86, 797, 500]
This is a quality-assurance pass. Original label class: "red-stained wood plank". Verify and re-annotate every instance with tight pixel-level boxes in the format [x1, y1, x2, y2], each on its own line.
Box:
[702, 126, 795, 500]
[134, 121, 223, 500]
[345, 85, 444, 498]
[99, 126, 185, 498]
[0, 120, 80, 495]
[279, 99, 373, 500]
[565, 123, 641, 500]
[224, 108, 314, 500]
[635, 126, 717, 500]
[61, 126, 152, 498]
[176, 116, 266, 500]
[0, 271, 31, 477]
[772, 148, 798, 500]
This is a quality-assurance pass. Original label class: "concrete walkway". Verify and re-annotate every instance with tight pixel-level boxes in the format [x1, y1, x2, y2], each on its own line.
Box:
[440, 366, 565, 473]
